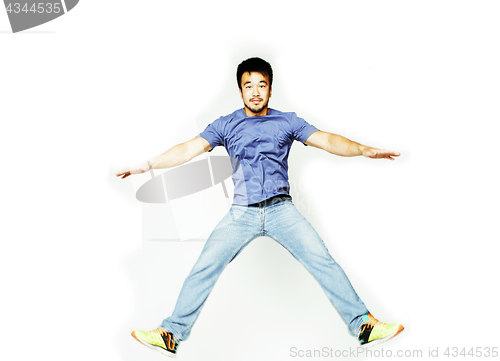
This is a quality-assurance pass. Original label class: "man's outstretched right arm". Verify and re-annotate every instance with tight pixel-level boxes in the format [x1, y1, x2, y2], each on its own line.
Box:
[115, 137, 212, 179]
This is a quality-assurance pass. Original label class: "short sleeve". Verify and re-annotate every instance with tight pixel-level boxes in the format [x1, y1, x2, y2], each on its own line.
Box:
[290, 112, 319, 144]
[198, 117, 225, 149]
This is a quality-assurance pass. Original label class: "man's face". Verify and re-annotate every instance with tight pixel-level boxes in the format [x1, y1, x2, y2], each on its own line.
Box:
[239, 72, 272, 116]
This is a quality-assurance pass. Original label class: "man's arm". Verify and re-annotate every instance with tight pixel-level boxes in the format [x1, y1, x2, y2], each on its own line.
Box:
[304, 130, 400, 160]
[115, 136, 213, 179]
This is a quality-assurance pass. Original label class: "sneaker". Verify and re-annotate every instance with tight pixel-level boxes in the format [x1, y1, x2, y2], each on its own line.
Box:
[131, 327, 179, 358]
[358, 313, 404, 348]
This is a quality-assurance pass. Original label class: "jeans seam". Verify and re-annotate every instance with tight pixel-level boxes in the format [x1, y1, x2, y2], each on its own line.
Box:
[265, 231, 308, 268]
[261, 208, 265, 236]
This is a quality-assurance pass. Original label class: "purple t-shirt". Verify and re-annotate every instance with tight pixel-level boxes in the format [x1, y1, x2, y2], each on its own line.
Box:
[198, 108, 318, 205]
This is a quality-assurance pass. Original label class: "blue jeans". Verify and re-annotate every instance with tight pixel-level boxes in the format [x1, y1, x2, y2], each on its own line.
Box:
[160, 196, 369, 340]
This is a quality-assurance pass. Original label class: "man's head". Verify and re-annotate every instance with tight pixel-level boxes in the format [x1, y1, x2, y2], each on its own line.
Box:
[237, 57, 273, 116]
[237, 57, 273, 90]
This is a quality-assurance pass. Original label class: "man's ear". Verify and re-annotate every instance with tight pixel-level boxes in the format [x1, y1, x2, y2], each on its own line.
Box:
[269, 86, 272, 98]
[239, 87, 243, 99]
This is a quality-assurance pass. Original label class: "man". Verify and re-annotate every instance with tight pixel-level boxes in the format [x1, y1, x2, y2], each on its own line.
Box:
[116, 57, 403, 358]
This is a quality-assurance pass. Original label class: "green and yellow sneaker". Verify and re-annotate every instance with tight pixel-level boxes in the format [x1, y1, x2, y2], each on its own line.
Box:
[131, 327, 179, 358]
[358, 313, 404, 348]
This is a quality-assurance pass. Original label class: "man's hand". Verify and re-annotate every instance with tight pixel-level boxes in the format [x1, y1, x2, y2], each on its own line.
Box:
[305, 131, 400, 160]
[362, 147, 400, 160]
[116, 162, 150, 179]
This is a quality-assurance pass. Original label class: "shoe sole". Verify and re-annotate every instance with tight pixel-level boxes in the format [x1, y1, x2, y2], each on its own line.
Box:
[131, 331, 177, 358]
[362, 325, 404, 349]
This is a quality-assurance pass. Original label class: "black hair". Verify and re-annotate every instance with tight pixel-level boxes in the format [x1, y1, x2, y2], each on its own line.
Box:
[236, 57, 273, 90]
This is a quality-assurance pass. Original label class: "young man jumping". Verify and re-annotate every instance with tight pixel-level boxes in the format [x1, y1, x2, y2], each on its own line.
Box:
[116, 57, 404, 358]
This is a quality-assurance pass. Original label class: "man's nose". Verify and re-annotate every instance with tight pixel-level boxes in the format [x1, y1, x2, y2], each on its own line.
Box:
[252, 86, 260, 96]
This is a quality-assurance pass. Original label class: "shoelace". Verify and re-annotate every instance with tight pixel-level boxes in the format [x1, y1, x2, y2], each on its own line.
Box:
[367, 315, 387, 329]
[150, 327, 177, 350]
[157, 327, 169, 336]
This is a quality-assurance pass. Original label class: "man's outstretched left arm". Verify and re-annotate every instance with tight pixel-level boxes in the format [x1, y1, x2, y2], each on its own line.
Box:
[304, 130, 400, 160]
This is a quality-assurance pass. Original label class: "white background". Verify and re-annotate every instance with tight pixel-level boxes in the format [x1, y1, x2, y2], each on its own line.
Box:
[1, 1, 499, 360]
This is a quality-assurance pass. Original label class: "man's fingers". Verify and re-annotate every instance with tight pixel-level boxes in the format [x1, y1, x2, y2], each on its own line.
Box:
[377, 150, 400, 159]
[116, 163, 149, 178]
[364, 149, 400, 160]
[116, 169, 131, 178]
